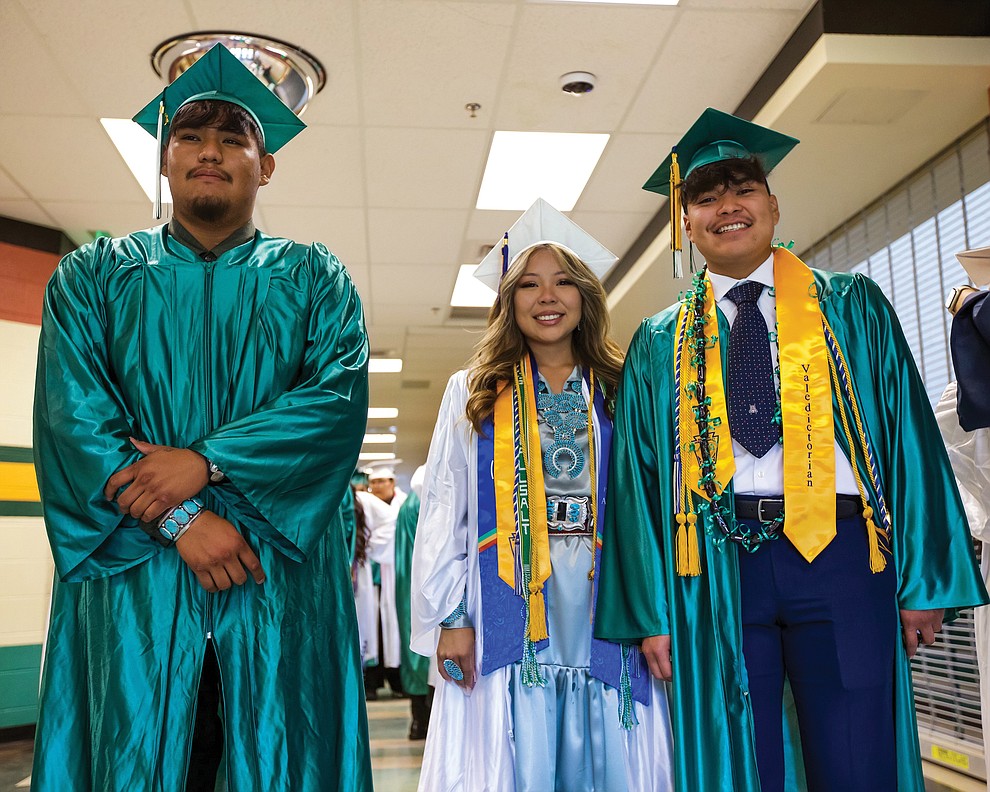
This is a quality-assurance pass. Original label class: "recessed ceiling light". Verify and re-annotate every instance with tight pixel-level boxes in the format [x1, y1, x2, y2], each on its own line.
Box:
[450, 264, 498, 308]
[477, 131, 609, 211]
[363, 433, 397, 444]
[101, 118, 173, 205]
[369, 358, 403, 373]
[368, 408, 399, 419]
[359, 452, 396, 462]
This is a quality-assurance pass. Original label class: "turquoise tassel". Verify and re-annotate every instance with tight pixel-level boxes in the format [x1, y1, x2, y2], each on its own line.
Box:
[619, 645, 639, 730]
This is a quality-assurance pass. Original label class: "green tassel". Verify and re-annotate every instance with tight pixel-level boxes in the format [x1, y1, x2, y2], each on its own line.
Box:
[619, 645, 639, 730]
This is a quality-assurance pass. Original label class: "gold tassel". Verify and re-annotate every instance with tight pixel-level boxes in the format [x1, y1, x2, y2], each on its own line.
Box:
[863, 507, 888, 573]
[528, 589, 549, 641]
[675, 512, 689, 576]
[685, 512, 701, 576]
[670, 149, 684, 278]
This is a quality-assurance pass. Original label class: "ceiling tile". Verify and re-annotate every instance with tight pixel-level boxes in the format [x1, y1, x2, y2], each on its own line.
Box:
[371, 301, 446, 328]
[358, 0, 516, 129]
[566, 209, 656, 264]
[367, 208, 469, 266]
[365, 127, 490, 209]
[621, 8, 807, 134]
[17, 1, 196, 118]
[576, 133, 677, 213]
[370, 263, 460, 306]
[259, 125, 365, 208]
[0, 116, 146, 204]
[259, 206, 369, 265]
[494, 3, 678, 132]
[0, 168, 27, 201]
[2, 2, 90, 116]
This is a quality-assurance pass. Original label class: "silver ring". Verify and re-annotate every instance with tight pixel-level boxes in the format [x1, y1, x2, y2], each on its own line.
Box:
[442, 658, 464, 681]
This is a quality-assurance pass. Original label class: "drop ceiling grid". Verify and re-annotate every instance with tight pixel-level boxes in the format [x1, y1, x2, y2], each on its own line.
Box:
[16, 1, 198, 117]
[621, 5, 813, 134]
[356, 0, 518, 130]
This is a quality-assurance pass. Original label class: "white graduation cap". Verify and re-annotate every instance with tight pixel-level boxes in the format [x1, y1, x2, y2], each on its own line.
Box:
[410, 465, 426, 497]
[364, 460, 403, 480]
[955, 246, 990, 289]
[473, 198, 618, 292]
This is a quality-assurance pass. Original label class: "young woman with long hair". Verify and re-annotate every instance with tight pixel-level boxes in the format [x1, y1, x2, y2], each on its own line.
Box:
[410, 202, 672, 791]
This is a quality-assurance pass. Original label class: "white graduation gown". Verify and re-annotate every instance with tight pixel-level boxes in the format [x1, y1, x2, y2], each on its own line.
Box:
[410, 370, 673, 792]
[368, 487, 406, 669]
[935, 382, 990, 778]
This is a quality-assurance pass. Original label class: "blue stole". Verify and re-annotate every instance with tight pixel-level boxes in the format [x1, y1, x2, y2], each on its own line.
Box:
[476, 369, 649, 704]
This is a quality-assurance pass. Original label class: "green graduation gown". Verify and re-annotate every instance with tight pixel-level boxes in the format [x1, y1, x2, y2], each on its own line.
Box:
[32, 225, 373, 791]
[594, 269, 988, 792]
[394, 490, 430, 695]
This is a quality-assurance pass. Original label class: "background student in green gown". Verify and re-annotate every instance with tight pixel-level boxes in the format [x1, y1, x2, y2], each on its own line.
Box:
[394, 464, 433, 740]
[31, 44, 372, 792]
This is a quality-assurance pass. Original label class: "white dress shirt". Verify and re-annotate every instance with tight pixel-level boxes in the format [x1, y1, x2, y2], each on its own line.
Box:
[707, 254, 858, 496]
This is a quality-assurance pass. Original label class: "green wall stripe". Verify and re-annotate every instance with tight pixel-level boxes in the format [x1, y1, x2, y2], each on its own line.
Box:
[0, 644, 41, 729]
[0, 501, 43, 517]
[0, 446, 33, 464]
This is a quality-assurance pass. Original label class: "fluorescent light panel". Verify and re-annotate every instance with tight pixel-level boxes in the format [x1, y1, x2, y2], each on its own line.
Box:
[367, 408, 399, 419]
[476, 131, 609, 211]
[369, 358, 403, 373]
[101, 118, 172, 205]
[359, 452, 396, 461]
[363, 433, 397, 444]
[450, 264, 498, 308]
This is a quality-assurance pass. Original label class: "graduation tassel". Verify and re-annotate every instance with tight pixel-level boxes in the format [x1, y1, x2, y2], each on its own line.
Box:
[669, 148, 684, 279]
[528, 588, 549, 642]
[675, 512, 702, 577]
[618, 645, 639, 730]
[154, 99, 167, 220]
[863, 506, 888, 574]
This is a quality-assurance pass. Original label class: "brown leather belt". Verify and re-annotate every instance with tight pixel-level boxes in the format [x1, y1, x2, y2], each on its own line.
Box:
[734, 494, 863, 522]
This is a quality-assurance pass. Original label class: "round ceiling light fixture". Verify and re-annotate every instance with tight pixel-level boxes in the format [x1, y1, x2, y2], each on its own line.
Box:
[151, 32, 326, 116]
[560, 71, 596, 96]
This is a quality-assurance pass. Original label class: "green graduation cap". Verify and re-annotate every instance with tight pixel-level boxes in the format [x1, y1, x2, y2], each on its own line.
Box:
[133, 43, 306, 217]
[643, 107, 799, 197]
[643, 107, 799, 278]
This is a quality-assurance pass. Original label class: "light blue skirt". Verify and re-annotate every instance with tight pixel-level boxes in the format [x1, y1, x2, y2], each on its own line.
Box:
[507, 535, 670, 792]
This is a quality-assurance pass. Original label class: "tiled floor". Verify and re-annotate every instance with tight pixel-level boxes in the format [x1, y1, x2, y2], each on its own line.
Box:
[0, 697, 425, 792]
[0, 710, 983, 791]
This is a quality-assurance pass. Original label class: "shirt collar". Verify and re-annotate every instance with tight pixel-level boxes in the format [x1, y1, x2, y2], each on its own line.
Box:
[167, 218, 256, 259]
[707, 252, 775, 302]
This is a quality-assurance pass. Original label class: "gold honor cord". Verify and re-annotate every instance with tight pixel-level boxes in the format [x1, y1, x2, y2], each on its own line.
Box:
[774, 248, 836, 562]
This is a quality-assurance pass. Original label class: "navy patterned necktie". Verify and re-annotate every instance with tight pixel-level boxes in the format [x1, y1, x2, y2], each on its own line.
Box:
[726, 280, 780, 458]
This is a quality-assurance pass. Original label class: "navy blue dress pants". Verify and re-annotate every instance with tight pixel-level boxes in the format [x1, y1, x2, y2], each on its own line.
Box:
[736, 509, 898, 792]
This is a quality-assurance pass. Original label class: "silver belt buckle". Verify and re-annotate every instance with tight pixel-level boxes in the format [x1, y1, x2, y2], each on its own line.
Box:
[756, 498, 778, 522]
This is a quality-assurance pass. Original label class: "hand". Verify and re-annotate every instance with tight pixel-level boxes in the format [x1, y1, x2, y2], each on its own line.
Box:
[175, 511, 266, 592]
[104, 438, 209, 521]
[437, 626, 477, 692]
[641, 634, 672, 681]
[899, 608, 945, 657]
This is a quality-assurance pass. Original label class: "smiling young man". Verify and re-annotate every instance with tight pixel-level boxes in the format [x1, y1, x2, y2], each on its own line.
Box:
[31, 45, 372, 791]
[595, 108, 987, 792]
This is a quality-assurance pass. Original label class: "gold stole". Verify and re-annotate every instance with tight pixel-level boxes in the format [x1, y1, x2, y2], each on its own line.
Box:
[493, 356, 551, 640]
[676, 248, 837, 567]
